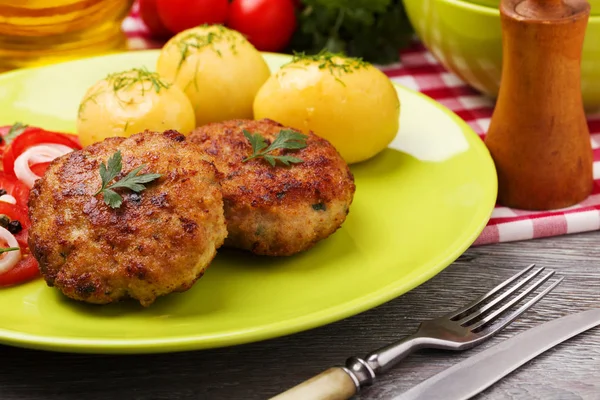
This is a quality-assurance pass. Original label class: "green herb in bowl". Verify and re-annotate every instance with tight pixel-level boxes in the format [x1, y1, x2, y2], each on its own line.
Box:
[288, 0, 414, 64]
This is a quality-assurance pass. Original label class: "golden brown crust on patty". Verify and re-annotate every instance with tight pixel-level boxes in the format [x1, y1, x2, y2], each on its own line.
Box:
[189, 119, 355, 256]
[28, 130, 227, 307]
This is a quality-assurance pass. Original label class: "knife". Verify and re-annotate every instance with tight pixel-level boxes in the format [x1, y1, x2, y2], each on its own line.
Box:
[393, 308, 600, 400]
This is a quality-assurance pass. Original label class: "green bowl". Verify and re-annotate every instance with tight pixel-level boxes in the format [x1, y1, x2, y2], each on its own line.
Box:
[403, 0, 600, 110]
[463, 0, 600, 13]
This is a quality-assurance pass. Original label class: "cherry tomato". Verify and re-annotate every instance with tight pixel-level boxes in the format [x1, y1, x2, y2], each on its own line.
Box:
[139, 0, 173, 38]
[3, 129, 81, 177]
[156, 0, 229, 34]
[228, 0, 297, 52]
[0, 254, 39, 287]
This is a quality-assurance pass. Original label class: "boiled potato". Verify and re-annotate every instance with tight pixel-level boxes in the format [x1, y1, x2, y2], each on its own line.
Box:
[156, 25, 271, 127]
[76, 68, 195, 147]
[253, 53, 400, 164]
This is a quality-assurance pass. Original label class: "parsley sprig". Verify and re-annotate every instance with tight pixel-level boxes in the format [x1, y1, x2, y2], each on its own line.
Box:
[242, 129, 308, 167]
[94, 150, 162, 209]
[0, 247, 19, 255]
[288, 0, 413, 64]
[106, 67, 170, 95]
[4, 122, 28, 145]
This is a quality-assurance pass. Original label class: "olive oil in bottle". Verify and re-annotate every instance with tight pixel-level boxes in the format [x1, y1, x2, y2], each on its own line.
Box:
[0, 0, 134, 71]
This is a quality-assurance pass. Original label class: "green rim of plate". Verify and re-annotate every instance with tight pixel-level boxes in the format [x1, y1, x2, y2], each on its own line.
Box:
[0, 50, 497, 353]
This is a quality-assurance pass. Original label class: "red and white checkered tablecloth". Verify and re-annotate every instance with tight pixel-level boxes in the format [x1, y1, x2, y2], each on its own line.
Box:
[122, 6, 600, 247]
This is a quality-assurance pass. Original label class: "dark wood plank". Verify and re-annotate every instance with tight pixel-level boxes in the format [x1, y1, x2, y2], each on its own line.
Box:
[0, 231, 599, 400]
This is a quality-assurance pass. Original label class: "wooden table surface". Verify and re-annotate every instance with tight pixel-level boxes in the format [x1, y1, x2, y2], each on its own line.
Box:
[1, 231, 599, 400]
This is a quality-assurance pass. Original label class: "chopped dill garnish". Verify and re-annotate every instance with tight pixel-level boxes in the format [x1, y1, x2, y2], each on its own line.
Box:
[78, 68, 170, 121]
[283, 50, 369, 86]
[105, 67, 170, 95]
[170, 24, 240, 71]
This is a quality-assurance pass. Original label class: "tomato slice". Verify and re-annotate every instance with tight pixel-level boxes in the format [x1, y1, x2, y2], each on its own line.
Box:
[0, 171, 32, 245]
[0, 202, 29, 227]
[0, 254, 39, 287]
[0, 125, 80, 288]
[29, 162, 51, 178]
[0, 177, 35, 288]
[0, 141, 42, 288]
[3, 129, 81, 177]
[14, 227, 29, 248]
[0, 171, 30, 208]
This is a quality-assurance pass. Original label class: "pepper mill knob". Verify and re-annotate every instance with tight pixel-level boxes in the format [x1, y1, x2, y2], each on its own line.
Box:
[484, 0, 593, 210]
[516, 0, 573, 18]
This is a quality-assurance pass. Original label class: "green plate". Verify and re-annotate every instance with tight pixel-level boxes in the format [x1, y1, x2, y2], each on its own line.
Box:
[0, 51, 497, 354]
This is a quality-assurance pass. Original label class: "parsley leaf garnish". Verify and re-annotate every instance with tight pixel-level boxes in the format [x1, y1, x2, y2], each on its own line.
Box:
[4, 122, 28, 145]
[94, 150, 162, 209]
[242, 129, 308, 167]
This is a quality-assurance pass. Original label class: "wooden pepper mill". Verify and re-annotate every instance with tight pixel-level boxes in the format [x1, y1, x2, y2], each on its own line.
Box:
[484, 0, 593, 210]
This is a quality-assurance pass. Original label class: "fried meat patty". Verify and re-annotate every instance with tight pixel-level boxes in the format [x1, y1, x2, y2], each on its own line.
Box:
[189, 119, 355, 256]
[28, 130, 227, 307]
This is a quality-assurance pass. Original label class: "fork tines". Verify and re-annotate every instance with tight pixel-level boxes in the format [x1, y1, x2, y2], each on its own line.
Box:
[448, 264, 564, 334]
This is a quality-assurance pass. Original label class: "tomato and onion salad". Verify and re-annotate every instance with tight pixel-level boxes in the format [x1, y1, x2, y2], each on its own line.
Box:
[0, 124, 82, 287]
[2, 128, 81, 179]
[14, 143, 75, 188]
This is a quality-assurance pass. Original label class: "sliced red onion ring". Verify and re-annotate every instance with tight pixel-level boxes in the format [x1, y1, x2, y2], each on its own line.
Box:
[0, 195, 16, 204]
[0, 226, 21, 274]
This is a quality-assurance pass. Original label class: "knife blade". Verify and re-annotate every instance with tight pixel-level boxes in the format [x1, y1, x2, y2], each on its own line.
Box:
[393, 308, 600, 400]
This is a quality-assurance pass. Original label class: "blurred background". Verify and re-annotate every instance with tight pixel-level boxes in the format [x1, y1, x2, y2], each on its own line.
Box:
[1, 0, 598, 108]
[129, 0, 415, 63]
[0, 0, 414, 72]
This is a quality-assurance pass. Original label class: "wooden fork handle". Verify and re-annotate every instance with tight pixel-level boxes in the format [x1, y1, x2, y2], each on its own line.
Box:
[270, 367, 357, 400]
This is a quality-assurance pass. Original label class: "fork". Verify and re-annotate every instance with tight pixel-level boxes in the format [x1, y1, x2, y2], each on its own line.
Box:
[271, 264, 563, 400]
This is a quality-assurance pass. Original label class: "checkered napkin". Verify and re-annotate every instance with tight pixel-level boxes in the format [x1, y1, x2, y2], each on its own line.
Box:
[384, 42, 600, 246]
[121, 6, 600, 246]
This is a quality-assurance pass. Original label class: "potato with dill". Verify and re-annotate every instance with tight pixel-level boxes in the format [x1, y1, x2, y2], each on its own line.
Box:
[156, 25, 271, 127]
[253, 52, 400, 164]
[27, 130, 227, 307]
[76, 68, 195, 147]
[189, 118, 355, 257]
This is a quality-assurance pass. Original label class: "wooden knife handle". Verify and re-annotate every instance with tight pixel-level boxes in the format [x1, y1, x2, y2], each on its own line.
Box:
[270, 367, 357, 400]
